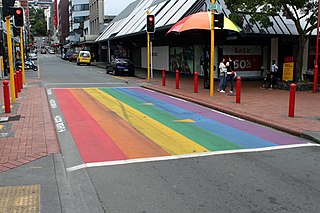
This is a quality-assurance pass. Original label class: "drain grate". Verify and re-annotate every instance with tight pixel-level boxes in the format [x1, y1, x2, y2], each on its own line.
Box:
[8, 115, 21, 121]
[0, 115, 21, 123]
[0, 184, 40, 213]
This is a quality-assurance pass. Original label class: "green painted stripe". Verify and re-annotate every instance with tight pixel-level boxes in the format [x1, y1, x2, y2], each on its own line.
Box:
[86, 88, 209, 155]
[100, 88, 241, 151]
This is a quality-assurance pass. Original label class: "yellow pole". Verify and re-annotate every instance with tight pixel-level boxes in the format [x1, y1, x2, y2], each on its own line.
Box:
[6, 16, 16, 104]
[0, 56, 3, 79]
[210, 1, 215, 97]
[20, 28, 26, 84]
[146, 10, 150, 82]
[147, 32, 150, 82]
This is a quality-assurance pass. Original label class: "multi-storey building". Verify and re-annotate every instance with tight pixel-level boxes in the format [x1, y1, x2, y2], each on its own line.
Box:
[68, 0, 89, 44]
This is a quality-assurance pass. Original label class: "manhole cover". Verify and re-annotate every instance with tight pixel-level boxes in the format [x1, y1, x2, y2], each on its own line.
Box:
[0, 184, 40, 213]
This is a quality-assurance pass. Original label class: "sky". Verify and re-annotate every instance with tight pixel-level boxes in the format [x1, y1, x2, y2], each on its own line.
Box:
[104, 0, 137, 16]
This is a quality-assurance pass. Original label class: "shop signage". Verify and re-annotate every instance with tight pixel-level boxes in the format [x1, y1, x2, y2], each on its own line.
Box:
[223, 46, 262, 71]
[283, 57, 294, 81]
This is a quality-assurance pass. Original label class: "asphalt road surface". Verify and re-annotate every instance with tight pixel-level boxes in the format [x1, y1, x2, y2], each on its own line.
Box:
[40, 54, 320, 213]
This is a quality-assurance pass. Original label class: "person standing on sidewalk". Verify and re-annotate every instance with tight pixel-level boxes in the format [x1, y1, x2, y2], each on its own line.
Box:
[203, 49, 210, 89]
[218, 58, 227, 92]
[223, 57, 236, 93]
[270, 60, 278, 90]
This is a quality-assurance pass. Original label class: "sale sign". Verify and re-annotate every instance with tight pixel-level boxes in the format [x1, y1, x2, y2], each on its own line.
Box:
[223, 46, 262, 71]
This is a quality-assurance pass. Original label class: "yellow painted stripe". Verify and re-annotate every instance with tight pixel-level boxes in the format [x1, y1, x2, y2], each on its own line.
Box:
[0, 125, 3, 130]
[85, 88, 209, 155]
[173, 119, 195, 123]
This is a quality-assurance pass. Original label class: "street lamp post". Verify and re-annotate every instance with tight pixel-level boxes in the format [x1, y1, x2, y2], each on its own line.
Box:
[314, 0, 320, 93]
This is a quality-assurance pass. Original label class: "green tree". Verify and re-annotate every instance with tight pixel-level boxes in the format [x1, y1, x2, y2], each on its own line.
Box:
[225, 0, 318, 81]
[29, 8, 47, 36]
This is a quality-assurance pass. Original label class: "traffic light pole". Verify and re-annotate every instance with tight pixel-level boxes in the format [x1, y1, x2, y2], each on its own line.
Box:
[20, 27, 25, 84]
[210, 1, 215, 97]
[147, 32, 150, 82]
[5, 16, 16, 103]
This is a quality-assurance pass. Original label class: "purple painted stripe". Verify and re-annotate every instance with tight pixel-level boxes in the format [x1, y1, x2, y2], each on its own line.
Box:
[131, 88, 306, 146]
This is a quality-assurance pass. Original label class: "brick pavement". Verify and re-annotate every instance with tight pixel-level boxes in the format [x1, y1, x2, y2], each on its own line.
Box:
[0, 79, 60, 172]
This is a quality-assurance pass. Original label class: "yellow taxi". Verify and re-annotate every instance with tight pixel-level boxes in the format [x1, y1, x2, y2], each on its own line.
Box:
[77, 51, 91, 65]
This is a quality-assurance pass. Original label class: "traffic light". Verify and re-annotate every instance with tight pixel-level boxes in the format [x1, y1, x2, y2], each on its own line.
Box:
[2, 0, 16, 17]
[146, 15, 155, 33]
[214, 13, 224, 28]
[13, 7, 24, 28]
[13, 26, 20, 37]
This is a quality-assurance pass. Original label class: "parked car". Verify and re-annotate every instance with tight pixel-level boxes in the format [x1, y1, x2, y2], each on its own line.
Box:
[69, 52, 78, 62]
[77, 51, 91, 65]
[28, 52, 37, 60]
[106, 58, 135, 76]
[62, 51, 72, 60]
[48, 49, 55, 54]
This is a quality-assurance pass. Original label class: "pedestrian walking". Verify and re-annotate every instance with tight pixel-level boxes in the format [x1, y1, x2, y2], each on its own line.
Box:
[223, 57, 236, 93]
[218, 58, 227, 92]
[269, 60, 278, 90]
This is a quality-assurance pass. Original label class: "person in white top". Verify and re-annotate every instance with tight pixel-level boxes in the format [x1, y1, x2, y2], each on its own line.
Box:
[270, 60, 278, 89]
[218, 58, 227, 92]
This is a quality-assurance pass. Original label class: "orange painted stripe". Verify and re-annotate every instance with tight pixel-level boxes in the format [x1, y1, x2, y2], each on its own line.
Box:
[69, 89, 170, 159]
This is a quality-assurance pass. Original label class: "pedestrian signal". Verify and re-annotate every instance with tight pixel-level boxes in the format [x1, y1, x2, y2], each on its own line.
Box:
[214, 13, 224, 28]
[146, 15, 155, 33]
[13, 7, 24, 28]
[2, 0, 16, 17]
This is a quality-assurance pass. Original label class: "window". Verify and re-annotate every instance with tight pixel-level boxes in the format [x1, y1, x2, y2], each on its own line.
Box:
[73, 16, 88, 23]
[72, 4, 89, 12]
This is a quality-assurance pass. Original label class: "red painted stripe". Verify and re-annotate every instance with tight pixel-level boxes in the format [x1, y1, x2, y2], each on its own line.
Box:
[54, 89, 127, 163]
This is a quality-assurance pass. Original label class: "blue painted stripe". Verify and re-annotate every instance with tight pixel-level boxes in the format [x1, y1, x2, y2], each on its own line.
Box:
[117, 88, 277, 149]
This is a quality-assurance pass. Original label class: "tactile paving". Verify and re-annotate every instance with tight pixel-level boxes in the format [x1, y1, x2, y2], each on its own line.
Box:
[0, 184, 40, 213]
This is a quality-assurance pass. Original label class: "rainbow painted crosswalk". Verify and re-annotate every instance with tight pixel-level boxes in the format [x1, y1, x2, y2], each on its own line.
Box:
[53, 87, 307, 164]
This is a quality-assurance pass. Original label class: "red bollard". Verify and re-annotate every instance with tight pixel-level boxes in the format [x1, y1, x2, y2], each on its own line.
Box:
[176, 70, 179, 89]
[162, 68, 166, 86]
[194, 72, 198, 93]
[14, 73, 18, 98]
[16, 69, 23, 89]
[3, 80, 11, 113]
[236, 76, 241, 103]
[288, 83, 296, 117]
[19, 70, 23, 89]
[16, 71, 21, 93]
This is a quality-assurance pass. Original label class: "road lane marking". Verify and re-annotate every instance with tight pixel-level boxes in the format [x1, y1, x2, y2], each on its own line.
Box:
[211, 109, 245, 121]
[54, 115, 66, 133]
[66, 143, 320, 172]
[45, 83, 129, 85]
[85, 88, 210, 155]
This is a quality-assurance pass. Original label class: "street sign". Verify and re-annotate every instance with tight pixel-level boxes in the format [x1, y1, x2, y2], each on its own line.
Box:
[208, 3, 222, 11]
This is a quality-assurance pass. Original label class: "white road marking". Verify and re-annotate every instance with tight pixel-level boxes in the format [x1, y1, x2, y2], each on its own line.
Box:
[211, 109, 245, 121]
[54, 115, 66, 133]
[50, 99, 57, 109]
[45, 83, 129, 85]
[47, 89, 52, 95]
[66, 143, 320, 172]
[169, 96, 188, 102]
